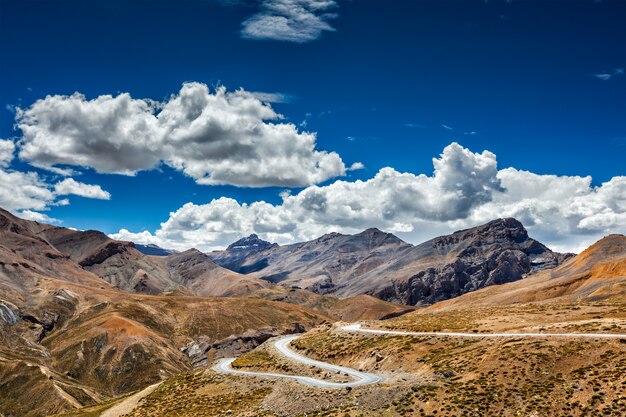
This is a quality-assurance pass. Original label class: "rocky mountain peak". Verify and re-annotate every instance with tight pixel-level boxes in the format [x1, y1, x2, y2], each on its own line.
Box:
[315, 231, 343, 242]
[359, 227, 386, 237]
[226, 233, 276, 252]
[482, 217, 528, 241]
[356, 227, 406, 245]
[429, 217, 529, 251]
[375, 217, 572, 305]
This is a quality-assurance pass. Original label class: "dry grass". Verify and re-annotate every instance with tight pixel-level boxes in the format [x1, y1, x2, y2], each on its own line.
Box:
[122, 371, 273, 417]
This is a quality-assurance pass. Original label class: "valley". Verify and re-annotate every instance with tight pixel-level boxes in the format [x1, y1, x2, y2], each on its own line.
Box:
[0, 209, 625, 416]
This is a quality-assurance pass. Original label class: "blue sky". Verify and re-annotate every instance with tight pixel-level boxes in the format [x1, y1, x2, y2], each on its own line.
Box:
[0, 0, 624, 252]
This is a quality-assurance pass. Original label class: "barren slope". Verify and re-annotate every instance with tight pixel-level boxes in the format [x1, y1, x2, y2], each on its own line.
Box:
[0, 209, 334, 417]
[0, 273, 331, 417]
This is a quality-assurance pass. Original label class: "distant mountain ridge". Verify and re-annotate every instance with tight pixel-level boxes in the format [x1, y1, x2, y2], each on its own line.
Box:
[209, 227, 410, 287]
[209, 218, 573, 306]
[135, 243, 178, 256]
[39, 225, 219, 295]
[0, 207, 409, 319]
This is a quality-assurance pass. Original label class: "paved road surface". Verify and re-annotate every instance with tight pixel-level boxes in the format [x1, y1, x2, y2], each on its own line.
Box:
[214, 334, 382, 388]
[341, 323, 626, 339]
[214, 323, 626, 388]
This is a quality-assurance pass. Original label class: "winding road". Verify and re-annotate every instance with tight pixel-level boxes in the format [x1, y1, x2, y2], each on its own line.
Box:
[214, 334, 382, 388]
[213, 323, 626, 388]
[341, 323, 626, 339]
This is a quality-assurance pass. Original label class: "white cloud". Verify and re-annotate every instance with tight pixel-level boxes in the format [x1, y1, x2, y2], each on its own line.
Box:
[348, 162, 365, 171]
[459, 170, 626, 253]
[111, 143, 626, 253]
[241, 0, 337, 43]
[18, 210, 60, 224]
[16, 82, 350, 187]
[0, 139, 15, 167]
[593, 68, 624, 81]
[595, 74, 612, 81]
[0, 168, 56, 213]
[0, 165, 110, 221]
[54, 178, 111, 200]
[17, 91, 162, 175]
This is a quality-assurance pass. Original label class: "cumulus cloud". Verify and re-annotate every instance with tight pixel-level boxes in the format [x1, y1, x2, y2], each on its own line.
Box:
[111, 143, 626, 253]
[0, 139, 15, 167]
[0, 169, 56, 213]
[54, 178, 111, 200]
[241, 0, 337, 43]
[0, 165, 111, 220]
[16, 82, 350, 187]
[459, 170, 626, 252]
[18, 210, 60, 224]
[348, 162, 365, 171]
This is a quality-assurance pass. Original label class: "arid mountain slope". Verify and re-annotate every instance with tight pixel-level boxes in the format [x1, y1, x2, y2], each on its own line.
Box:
[155, 249, 273, 297]
[425, 234, 626, 311]
[211, 218, 571, 305]
[0, 255, 331, 417]
[32, 218, 290, 298]
[0, 209, 113, 302]
[39, 225, 182, 294]
[0, 208, 350, 417]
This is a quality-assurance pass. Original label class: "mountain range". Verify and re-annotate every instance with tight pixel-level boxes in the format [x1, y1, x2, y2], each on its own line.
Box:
[209, 218, 572, 305]
[1, 206, 623, 417]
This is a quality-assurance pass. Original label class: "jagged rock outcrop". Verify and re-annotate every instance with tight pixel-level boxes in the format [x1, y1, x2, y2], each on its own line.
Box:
[0, 301, 18, 325]
[426, 234, 626, 311]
